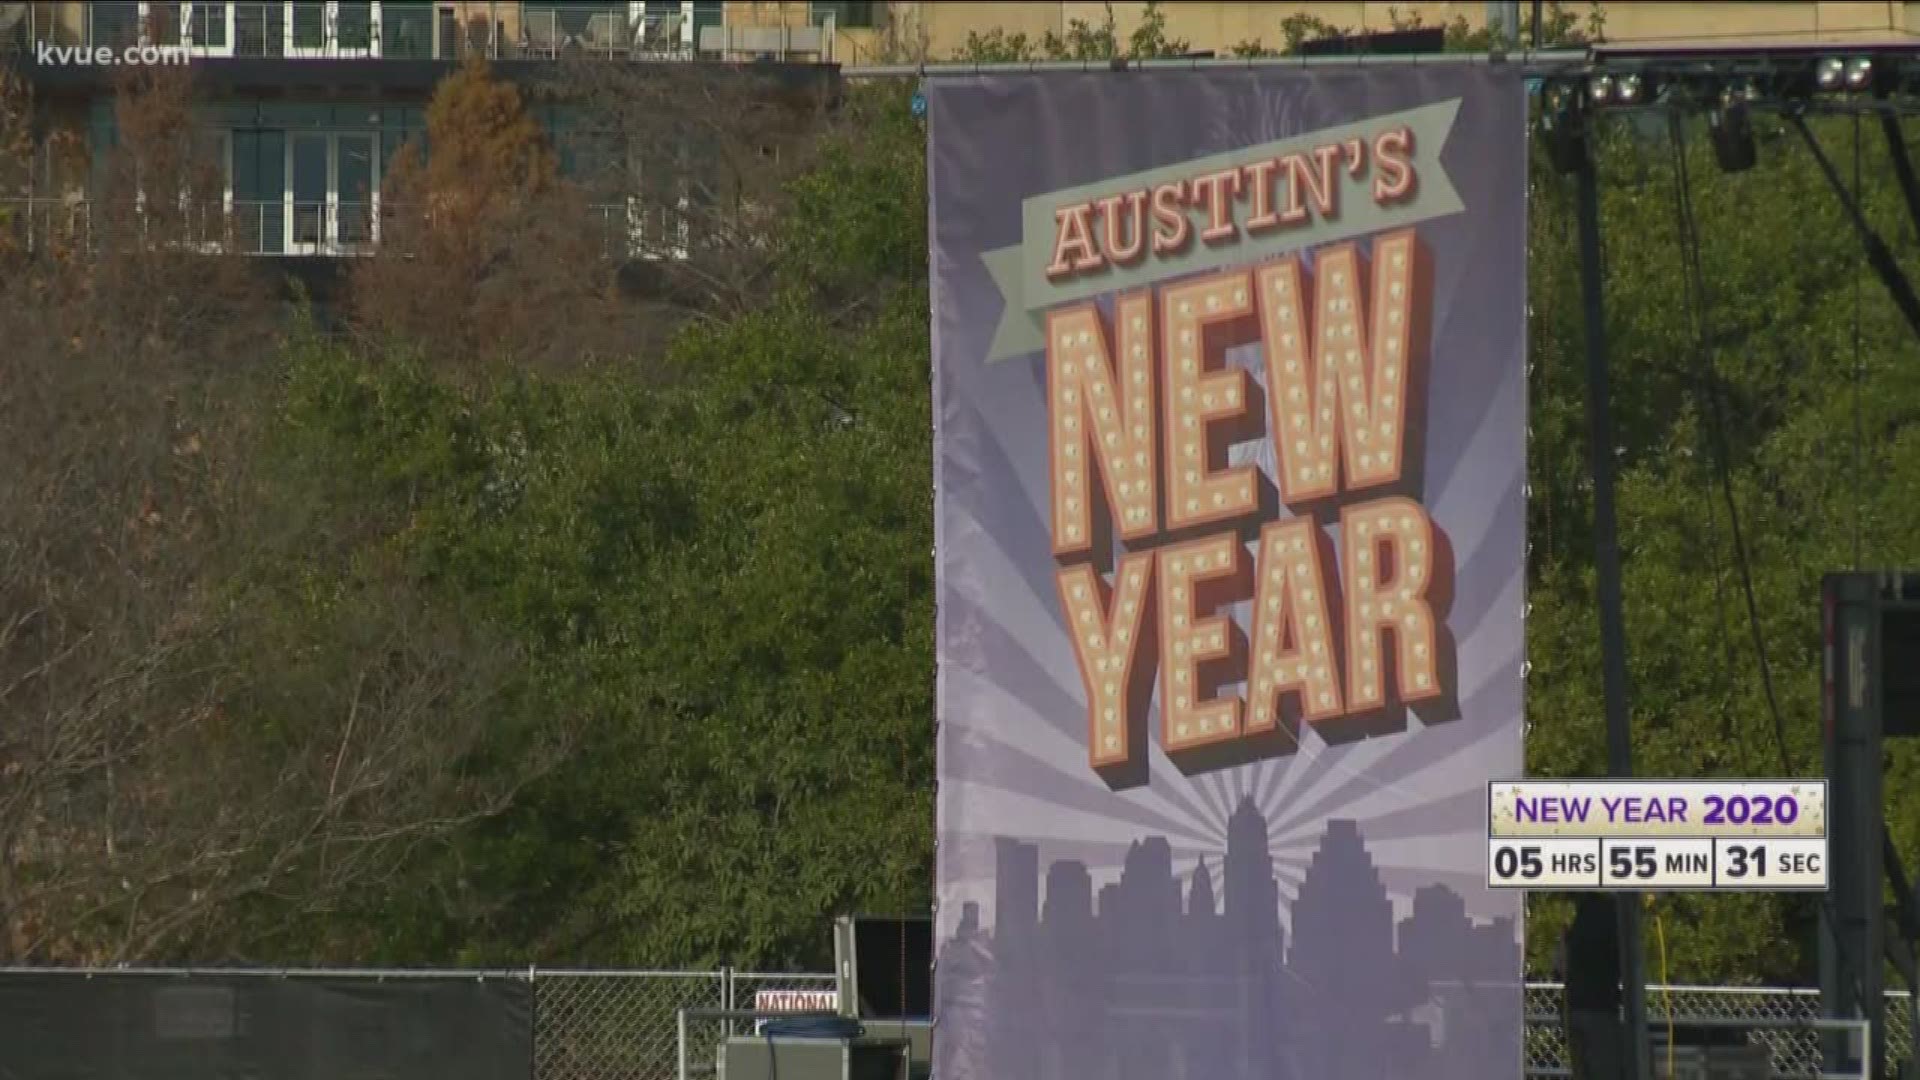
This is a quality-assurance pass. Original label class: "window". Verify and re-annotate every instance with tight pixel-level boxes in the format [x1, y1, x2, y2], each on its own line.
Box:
[145, 3, 183, 46]
[89, 3, 140, 50]
[153, 3, 390, 58]
[129, 127, 232, 253]
[523, 2, 592, 41]
[229, 128, 381, 255]
[380, 0, 432, 58]
[289, 2, 325, 50]
[810, 2, 875, 29]
[335, 1, 374, 51]
[689, 0, 721, 52]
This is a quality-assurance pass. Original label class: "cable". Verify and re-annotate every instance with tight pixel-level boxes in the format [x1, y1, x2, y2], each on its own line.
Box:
[1852, 113, 1865, 570]
[1664, 109, 1877, 1032]
[1668, 113, 1748, 759]
[1663, 113, 1795, 777]
[1651, 898, 1674, 1080]
[761, 1016, 865, 1039]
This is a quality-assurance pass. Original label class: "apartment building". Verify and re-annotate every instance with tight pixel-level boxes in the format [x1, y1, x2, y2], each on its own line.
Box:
[4, 1, 1912, 260]
[0, 2, 841, 259]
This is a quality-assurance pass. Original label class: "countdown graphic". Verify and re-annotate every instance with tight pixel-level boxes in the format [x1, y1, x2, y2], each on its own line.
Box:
[1486, 780, 1830, 892]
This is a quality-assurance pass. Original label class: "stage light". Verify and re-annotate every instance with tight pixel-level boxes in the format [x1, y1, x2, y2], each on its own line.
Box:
[1723, 77, 1761, 104]
[1543, 79, 1577, 117]
[1584, 71, 1651, 107]
[1817, 56, 1847, 92]
[1541, 78, 1588, 175]
[1846, 57, 1874, 92]
[1709, 89, 1757, 174]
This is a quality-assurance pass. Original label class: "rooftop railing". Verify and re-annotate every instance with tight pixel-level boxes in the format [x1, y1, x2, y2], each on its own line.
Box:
[0, 4, 835, 63]
[0, 195, 691, 261]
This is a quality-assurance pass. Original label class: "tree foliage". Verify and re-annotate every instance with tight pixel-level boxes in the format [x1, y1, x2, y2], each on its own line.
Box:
[1522, 108, 1920, 985]
[0, 68, 560, 967]
[351, 57, 623, 373]
[15, 11, 1920, 992]
[249, 81, 935, 970]
[954, 0, 1189, 63]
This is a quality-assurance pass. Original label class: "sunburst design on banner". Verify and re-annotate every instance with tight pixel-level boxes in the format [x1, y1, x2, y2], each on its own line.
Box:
[936, 342, 1524, 939]
[928, 66, 1530, 1080]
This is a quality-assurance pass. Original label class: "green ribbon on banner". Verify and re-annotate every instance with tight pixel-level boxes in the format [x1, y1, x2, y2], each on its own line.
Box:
[981, 98, 1467, 363]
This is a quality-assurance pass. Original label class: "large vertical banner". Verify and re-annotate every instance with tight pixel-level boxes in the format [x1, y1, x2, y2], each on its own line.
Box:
[930, 67, 1526, 1080]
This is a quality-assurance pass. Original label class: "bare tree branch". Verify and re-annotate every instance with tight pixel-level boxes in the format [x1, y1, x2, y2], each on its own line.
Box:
[0, 66, 567, 966]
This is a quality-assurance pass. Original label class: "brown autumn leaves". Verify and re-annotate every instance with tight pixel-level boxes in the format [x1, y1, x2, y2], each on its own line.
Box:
[0, 55, 831, 963]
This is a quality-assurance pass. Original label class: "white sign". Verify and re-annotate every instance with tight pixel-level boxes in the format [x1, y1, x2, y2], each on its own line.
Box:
[754, 989, 838, 1013]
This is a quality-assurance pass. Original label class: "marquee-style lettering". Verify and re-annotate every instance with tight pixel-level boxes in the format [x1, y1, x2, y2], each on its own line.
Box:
[1059, 554, 1159, 770]
[1259, 229, 1420, 505]
[1341, 497, 1442, 712]
[1161, 270, 1262, 534]
[1246, 518, 1344, 733]
[1039, 229, 1448, 775]
[1158, 535, 1250, 754]
[1046, 296, 1161, 559]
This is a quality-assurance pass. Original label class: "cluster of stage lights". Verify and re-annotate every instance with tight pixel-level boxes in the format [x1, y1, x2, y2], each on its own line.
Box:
[1541, 53, 1902, 175]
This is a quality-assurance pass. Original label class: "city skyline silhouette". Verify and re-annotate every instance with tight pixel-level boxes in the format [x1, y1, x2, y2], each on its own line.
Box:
[935, 797, 1521, 1080]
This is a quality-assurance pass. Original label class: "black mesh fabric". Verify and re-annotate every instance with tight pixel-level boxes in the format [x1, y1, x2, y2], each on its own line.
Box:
[0, 972, 532, 1080]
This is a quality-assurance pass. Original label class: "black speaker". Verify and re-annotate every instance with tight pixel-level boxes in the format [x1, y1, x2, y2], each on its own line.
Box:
[1885, 599, 1920, 738]
[1562, 893, 1621, 1014]
[1823, 572, 1920, 737]
[834, 915, 931, 1021]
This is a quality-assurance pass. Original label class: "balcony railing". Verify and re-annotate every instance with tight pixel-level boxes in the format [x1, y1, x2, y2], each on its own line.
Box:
[0, 4, 782, 64]
[1, 195, 691, 261]
[515, 6, 697, 61]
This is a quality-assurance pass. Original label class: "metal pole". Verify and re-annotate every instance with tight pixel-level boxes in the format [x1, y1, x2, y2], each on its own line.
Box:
[1574, 112, 1652, 1080]
[1487, 1, 1521, 47]
[677, 1007, 689, 1080]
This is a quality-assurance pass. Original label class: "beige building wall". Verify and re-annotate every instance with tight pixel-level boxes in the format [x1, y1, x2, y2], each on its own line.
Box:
[802, 1, 1920, 63]
[11, 2, 1920, 63]
[1597, 1, 1917, 44]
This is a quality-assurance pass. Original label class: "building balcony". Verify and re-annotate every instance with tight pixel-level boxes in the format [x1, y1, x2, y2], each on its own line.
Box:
[0, 195, 691, 261]
[0, 3, 839, 66]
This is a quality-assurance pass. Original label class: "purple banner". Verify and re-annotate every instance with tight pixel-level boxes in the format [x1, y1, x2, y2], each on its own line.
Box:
[930, 67, 1526, 1080]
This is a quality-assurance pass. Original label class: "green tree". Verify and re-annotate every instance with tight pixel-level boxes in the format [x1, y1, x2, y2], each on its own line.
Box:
[1227, 1, 1600, 56]
[31, 19, 1915, 996]
[954, 0, 1189, 62]
[261, 84, 935, 969]
[273, 76, 1920, 994]
[1522, 107, 1920, 984]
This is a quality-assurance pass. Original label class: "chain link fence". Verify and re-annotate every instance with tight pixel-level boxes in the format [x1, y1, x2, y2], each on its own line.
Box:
[528, 974, 1912, 1080]
[1524, 982, 1914, 1078]
[2, 966, 1911, 1079]
[533, 969, 836, 1080]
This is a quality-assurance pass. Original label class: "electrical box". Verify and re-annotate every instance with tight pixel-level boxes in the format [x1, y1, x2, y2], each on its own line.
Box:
[1822, 570, 1920, 1075]
[852, 1019, 930, 1080]
[832, 915, 933, 1079]
[832, 915, 931, 1021]
[1649, 1024, 1773, 1080]
[1650, 1045, 1773, 1080]
[717, 1036, 909, 1080]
